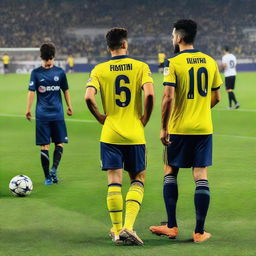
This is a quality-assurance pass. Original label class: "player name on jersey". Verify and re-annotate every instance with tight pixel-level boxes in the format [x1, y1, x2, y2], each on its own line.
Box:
[110, 64, 133, 71]
[186, 58, 206, 64]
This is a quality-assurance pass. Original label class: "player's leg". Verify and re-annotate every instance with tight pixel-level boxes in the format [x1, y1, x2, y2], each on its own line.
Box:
[50, 120, 68, 183]
[101, 142, 124, 242]
[226, 76, 239, 109]
[192, 167, 211, 242]
[120, 170, 145, 245]
[107, 169, 123, 242]
[149, 164, 179, 239]
[50, 143, 64, 183]
[40, 144, 52, 185]
[150, 135, 190, 238]
[36, 120, 52, 184]
[192, 134, 212, 242]
[230, 76, 239, 108]
[120, 144, 146, 245]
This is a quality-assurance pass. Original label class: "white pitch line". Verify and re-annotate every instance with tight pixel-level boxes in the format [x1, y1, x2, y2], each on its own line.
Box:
[0, 113, 255, 140]
[215, 134, 256, 140]
[0, 113, 97, 123]
[214, 108, 256, 112]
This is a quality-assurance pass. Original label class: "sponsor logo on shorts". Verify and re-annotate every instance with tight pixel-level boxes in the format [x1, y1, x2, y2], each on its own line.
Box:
[29, 81, 34, 86]
[38, 85, 60, 93]
[87, 77, 92, 83]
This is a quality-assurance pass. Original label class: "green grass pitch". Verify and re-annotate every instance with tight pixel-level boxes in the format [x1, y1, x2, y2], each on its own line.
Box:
[0, 72, 255, 256]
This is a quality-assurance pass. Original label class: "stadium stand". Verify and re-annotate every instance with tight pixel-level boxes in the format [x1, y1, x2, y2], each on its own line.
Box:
[0, 0, 256, 60]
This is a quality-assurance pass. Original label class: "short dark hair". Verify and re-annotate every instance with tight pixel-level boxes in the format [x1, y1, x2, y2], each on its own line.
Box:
[40, 41, 56, 60]
[173, 19, 197, 44]
[224, 46, 230, 52]
[106, 27, 128, 50]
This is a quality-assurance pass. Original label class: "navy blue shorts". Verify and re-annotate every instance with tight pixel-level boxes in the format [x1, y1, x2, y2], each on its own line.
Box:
[100, 142, 146, 173]
[36, 120, 68, 145]
[164, 134, 212, 168]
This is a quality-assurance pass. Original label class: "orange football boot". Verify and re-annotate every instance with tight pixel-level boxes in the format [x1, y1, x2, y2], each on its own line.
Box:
[149, 225, 178, 239]
[193, 231, 212, 243]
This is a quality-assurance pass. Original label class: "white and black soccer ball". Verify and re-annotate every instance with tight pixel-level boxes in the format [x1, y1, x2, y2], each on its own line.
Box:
[9, 175, 33, 197]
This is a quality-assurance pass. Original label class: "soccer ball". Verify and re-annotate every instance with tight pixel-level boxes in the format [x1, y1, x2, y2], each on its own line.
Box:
[9, 175, 33, 197]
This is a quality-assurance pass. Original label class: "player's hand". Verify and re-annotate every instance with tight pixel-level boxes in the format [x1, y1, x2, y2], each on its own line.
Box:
[26, 111, 32, 121]
[140, 115, 147, 127]
[160, 129, 171, 146]
[67, 107, 73, 116]
[98, 114, 106, 125]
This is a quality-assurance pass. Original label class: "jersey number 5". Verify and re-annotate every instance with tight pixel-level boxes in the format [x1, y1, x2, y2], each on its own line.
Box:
[115, 75, 131, 107]
[187, 67, 208, 99]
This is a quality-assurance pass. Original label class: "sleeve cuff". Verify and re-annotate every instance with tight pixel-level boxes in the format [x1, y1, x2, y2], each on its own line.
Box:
[86, 85, 98, 93]
[211, 86, 220, 91]
[163, 82, 176, 87]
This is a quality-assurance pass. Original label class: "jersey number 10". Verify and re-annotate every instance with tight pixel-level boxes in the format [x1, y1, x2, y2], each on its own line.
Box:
[187, 67, 208, 99]
[115, 75, 131, 107]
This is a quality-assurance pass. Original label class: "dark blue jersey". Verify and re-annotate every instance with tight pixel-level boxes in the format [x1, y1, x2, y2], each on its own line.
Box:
[28, 66, 68, 121]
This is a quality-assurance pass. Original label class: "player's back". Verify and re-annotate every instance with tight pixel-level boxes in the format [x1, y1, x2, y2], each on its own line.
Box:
[164, 49, 222, 135]
[29, 66, 68, 121]
[222, 53, 237, 77]
[88, 55, 153, 144]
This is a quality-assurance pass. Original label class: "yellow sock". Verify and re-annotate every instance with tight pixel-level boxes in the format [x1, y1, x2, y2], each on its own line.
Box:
[124, 181, 144, 231]
[107, 184, 123, 235]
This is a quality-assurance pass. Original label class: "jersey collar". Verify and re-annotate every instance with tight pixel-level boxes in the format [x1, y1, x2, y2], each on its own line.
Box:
[175, 49, 199, 56]
[110, 55, 129, 60]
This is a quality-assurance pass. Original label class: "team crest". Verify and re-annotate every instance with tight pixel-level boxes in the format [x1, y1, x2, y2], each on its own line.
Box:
[163, 67, 170, 76]
[38, 86, 46, 93]
[54, 76, 59, 82]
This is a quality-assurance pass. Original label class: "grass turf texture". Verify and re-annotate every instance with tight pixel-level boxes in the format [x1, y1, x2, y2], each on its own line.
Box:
[0, 72, 255, 256]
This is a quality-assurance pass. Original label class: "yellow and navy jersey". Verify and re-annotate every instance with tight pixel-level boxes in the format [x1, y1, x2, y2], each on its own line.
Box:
[163, 49, 222, 135]
[67, 56, 74, 67]
[2, 55, 10, 64]
[86, 55, 153, 145]
[158, 53, 166, 64]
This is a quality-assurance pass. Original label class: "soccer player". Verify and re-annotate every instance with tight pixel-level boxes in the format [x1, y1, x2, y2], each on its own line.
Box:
[149, 20, 222, 243]
[221, 46, 239, 109]
[158, 52, 166, 73]
[85, 27, 154, 245]
[25, 42, 73, 185]
[67, 55, 74, 73]
[2, 53, 10, 74]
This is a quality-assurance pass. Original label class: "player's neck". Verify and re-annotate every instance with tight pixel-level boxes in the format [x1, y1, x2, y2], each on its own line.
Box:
[179, 44, 194, 52]
[110, 49, 128, 57]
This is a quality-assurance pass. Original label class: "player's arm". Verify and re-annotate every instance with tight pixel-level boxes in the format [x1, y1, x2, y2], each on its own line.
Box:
[85, 87, 106, 125]
[211, 61, 222, 108]
[141, 82, 154, 126]
[61, 72, 73, 116]
[63, 89, 73, 116]
[161, 86, 175, 146]
[211, 89, 221, 108]
[25, 91, 35, 121]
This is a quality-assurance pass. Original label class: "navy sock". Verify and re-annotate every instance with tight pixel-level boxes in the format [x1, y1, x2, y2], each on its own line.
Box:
[52, 146, 63, 171]
[194, 179, 210, 234]
[163, 174, 178, 228]
[228, 92, 233, 107]
[230, 91, 237, 104]
[41, 150, 50, 178]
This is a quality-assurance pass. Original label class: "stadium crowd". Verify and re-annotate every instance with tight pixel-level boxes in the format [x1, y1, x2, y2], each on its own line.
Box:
[0, 0, 255, 59]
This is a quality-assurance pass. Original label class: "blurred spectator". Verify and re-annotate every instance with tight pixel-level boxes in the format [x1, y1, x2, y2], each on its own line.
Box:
[0, 0, 255, 59]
